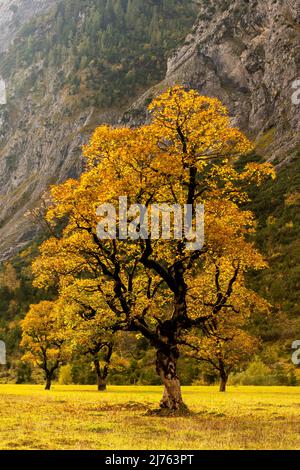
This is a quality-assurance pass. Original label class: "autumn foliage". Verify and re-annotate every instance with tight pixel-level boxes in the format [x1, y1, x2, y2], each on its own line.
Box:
[21, 301, 69, 390]
[22, 86, 276, 411]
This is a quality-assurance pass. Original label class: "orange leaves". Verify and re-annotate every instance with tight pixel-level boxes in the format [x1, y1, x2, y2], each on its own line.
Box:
[82, 125, 133, 169]
[31, 85, 275, 357]
[149, 86, 228, 129]
[47, 179, 79, 222]
[149, 86, 254, 167]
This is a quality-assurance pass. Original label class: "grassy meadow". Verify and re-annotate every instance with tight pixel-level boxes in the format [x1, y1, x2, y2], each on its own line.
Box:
[0, 385, 300, 450]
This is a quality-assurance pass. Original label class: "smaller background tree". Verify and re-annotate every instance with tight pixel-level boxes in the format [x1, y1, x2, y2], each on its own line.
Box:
[184, 324, 259, 392]
[67, 316, 114, 391]
[182, 244, 269, 392]
[21, 301, 69, 390]
[56, 286, 116, 391]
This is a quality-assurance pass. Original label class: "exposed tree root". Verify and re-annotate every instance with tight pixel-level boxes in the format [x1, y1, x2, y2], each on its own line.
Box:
[145, 403, 192, 417]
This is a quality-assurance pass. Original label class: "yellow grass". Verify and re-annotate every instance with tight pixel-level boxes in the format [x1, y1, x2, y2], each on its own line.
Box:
[0, 384, 300, 450]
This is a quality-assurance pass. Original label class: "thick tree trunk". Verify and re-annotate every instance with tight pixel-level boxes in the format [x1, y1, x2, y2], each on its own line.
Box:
[43, 358, 58, 391]
[92, 343, 113, 392]
[97, 377, 107, 391]
[219, 368, 228, 392]
[45, 376, 52, 390]
[156, 346, 186, 412]
[219, 376, 227, 392]
[94, 359, 107, 391]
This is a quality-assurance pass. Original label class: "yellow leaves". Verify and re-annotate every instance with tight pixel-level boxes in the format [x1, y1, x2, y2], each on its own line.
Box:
[241, 162, 276, 186]
[110, 353, 130, 372]
[30, 85, 274, 355]
[149, 86, 253, 166]
[32, 230, 100, 290]
[21, 351, 37, 365]
[203, 198, 266, 270]
[183, 319, 260, 370]
[149, 86, 228, 128]
[285, 192, 300, 206]
[47, 178, 79, 222]
[82, 125, 133, 168]
[21, 301, 69, 369]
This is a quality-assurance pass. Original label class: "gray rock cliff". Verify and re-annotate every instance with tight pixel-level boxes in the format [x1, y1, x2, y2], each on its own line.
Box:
[0, 0, 299, 259]
[124, 0, 300, 161]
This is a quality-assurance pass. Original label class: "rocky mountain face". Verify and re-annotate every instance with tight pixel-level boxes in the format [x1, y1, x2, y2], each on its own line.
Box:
[0, 0, 196, 259]
[0, 0, 59, 258]
[125, 0, 300, 161]
[0, 72, 98, 260]
[0, 0, 55, 52]
[0, 0, 299, 260]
